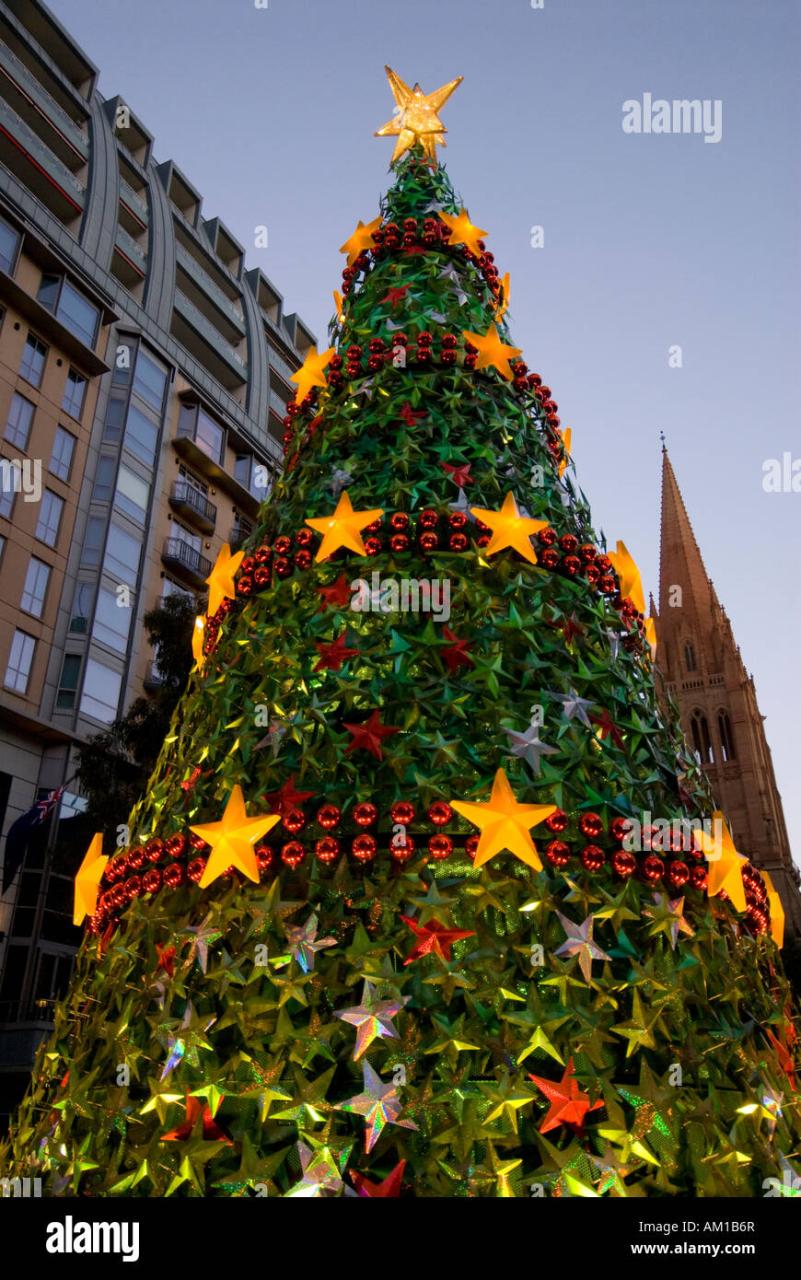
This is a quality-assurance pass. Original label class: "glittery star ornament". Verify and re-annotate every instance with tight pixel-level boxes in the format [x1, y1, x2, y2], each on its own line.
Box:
[470, 491, 547, 564]
[285, 912, 337, 974]
[350, 1159, 406, 1198]
[554, 912, 611, 983]
[401, 915, 475, 964]
[336, 1061, 417, 1152]
[73, 832, 108, 926]
[504, 723, 558, 776]
[374, 65, 463, 164]
[204, 543, 244, 617]
[451, 768, 556, 870]
[529, 1058, 604, 1134]
[335, 981, 408, 1059]
[284, 1140, 346, 1198]
[189, 785, 279, 889]
[305, 491, 385, 562]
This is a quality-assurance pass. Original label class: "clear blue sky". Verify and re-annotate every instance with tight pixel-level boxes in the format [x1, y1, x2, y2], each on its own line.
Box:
[50, 0, 801, 862]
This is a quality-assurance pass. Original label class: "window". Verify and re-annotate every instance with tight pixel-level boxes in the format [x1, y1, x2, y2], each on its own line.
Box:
[56, 654, 81, 709]
[62, 368, 87, 419]
[173, 521, 201, 552]
[35, 489, 64, 547]
[19, 334, 48, 388]
[92, 455, 117, 503]
[132, 349, 167, 413]
[0, 216, 20, 274]
[690, 708, 714, 765]
[79, 657, 121, 724]
[718, 710, 736, 762]
[103, 519, 141, 586]
[163, 576, 194, 602]
[92, 585, 132, 653]
[49, 426, 76, 482]
[5, 392, 35, 450]
[178, 402, 224, 462]
[684, 641, 696, 673]
[80, 516, 105, 567]
[0, 482, 15, 521]
[69, 580, 95, 633]
[37, 274, 99, 348]
[114, 463, 149, 523]
[178, 465, 208, 497]
[124, 403, 158, 466]
[103, 396, 125, 444]
[20, 556, 50, 618]
[4, 630, 35, 694]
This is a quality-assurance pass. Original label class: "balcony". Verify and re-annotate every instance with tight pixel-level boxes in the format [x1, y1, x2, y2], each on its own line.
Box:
[161, 537, 211, 585]
[0, 99, 84, 223]
[172, 288, 246, 390]
[168, 480, 217, 534]
[176, 243, 244, 335]
[119, 178, 149, 225]
[230, 521, 254, 552]
[0, 42, 89, 165]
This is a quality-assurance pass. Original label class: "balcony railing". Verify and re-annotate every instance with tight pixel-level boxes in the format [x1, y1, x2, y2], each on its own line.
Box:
[169, 480, 217, 533]
[230, 522, 253, 552]
[161, 537, 211, 584]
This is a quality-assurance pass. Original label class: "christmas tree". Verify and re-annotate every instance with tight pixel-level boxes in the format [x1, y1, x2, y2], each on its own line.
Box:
[4, 68, 799, 1199]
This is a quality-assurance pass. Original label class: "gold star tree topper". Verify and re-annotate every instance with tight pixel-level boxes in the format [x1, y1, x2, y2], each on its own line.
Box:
[375, 66, 463, 164]
[190, 785, 280, 889]
[451, 768, 556, 871]
[74, 832, 108, 926]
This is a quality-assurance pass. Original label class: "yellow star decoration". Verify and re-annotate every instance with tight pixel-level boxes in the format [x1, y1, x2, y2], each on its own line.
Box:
[333, 290, 344, 323]
[191, 614, 207, 672]
[439, 209, 488, 257]
[644, 614, 658, 658]
[290, 345, 335, 405]
[463, 323, 523, 381]
[74, 832, 108, 926]
[451, 768, 557, 871]
[494, 272, 511, 322]
[375, 65, 463, 164]
[557, 426, 572, 478]
[470, 491, 548, 565]
[205, 543, 244, 617]
[694, 811, 748, 913]
[762, 871, 786, 948]
[607, 540, 645, 615]
[339, 217, 382, 267]
[190, 785, 279, 890]
[306, 491, 385, 562]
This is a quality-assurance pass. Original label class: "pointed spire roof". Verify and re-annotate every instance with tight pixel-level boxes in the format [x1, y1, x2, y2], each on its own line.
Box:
[658, 443, 723, 624]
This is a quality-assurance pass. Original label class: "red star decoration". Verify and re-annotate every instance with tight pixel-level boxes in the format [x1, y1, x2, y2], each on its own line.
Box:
[314, 631, 359, 672]
[590, 708, 624, 749]
[381, 285, 411, 309]
[316, 573, 352, 611]
[767, 1029, 797, 1091]
[399, 402, 427, 428]
[401, 915, 476, 964]
[180, 765, 204, 794]
[441, 627, 474, 673]
[561, 613, 585, 645]
[442, 460, 474, 488]
[155, 944, 176, 978]
[344, 710, 401, 760]
[266, 774, 315, 817]
[528, 1058, 604, 1134]
[161, 1095, 233, 1144]
[350, 1159, 406, 1198]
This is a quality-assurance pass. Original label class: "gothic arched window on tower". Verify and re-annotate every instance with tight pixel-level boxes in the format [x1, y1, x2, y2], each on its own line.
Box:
[718, 709, 736, 762]
[684, 640, 697, 672]
[690, 708, 714, 764]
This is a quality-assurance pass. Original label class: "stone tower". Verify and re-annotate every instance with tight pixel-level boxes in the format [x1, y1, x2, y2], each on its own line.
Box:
[655, 444, 801, 937]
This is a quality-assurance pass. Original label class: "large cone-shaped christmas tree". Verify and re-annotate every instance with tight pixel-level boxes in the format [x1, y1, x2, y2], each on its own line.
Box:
[5, 69, 800, 1198]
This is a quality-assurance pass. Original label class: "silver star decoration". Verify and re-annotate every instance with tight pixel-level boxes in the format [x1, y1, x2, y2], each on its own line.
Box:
[181, 915, 223, 974]
[335, 981, 408, 1060]
[439, 261, 468, 304]
[284, 1140, 345, 1198]
[336, 1061, 417, 1153]
[255, 720, 287, 759]
[504, 724, 559, 776]
[448, 487, 476, 520]
[329, 468, 353, 498]
[643, 892, 694, 950]
[351, 376, 377, 400]
[552, 689, 594, 727]
[384, 317, 405, 331]
[429, 310, 447, 324]
[285, 912, 337, 974]
[554, 912, 611, 983]
[605, 628, 622, 661]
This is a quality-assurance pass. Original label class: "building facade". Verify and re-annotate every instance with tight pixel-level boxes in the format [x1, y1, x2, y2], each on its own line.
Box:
[0, 0, 312, 1114]
[655, 444, 801, 936]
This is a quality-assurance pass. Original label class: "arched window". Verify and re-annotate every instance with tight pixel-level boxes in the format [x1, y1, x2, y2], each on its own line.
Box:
[690, 708, 714, 764]
[684, 641, 697, 673]
[718, 710, 736, 762]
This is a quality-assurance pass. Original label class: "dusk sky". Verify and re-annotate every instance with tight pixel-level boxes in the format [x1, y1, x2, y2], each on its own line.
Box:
[51, 0, 801, 860]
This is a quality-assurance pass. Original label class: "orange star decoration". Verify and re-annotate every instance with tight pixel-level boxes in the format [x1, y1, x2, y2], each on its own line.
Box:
[74, 832, 108, 926]
[290, 345, 335, 405]
[451, 768, 556, 871]
[693, 811, 748, 913]
[191, 614, 207, 672]
[494, 272, 511, 322]
[333, 290, 344, 322]
[529, 1058, 604, 1134]
[189, 785, 280, 889]
[205, 543, 244, 618]
[557, 426, 572, 478]
[463, 323, 523, 381]
[607, 540, 645, 615]
[644, 614, 658, 658]
[306, 491, 385, 563]
[439, 209, 488, 257]
[470, 491, 548, 565]
[762, 871, 786, 948]
[339, 217, 382, 267]
[375, 65, 463, 164]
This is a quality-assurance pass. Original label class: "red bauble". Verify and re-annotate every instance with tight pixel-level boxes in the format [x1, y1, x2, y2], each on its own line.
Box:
[391, 801, 416, 825]
[165, 834, 187, 859]
[187, 857, 206, 883]
[390, 835, 415, 864]
[283, 807, 306, 834]
[545, 839, 570, 868]
[449, 532, 468, 552]
[294, 550, 312, 571]
[418, 508, 439, 529]
[539, 549, 559, 571]
[364, 537, 382, 557]
[584, 564, 601, 586]
[163, 862, 185, 889]
[353, 802, 378, 827]
[255, 844, 274, 873]
[281, 841, 306, 870]
[666, 860, 690, 889]
[642, 854, 665, 883]
[142, 868, 162, 895]
[315, 837, 340, 866]
[255, 544, 272, 564]
[465, 835, 479, 860]
[428, 800, 453, 827]
[124, 875, 142, 902]
[690, 864, 708, 891]
[317, 804, 341, 830]
[390, 534, 410, 553]
[419, 532, 439, 553]
[448, 511, 468, 530]
[428, 834, 453, 861]
[274, 557, 292, 578]
[537, 526, 557, 547]
[609, 816, 633, 843]
[189, 833, 208, 853]
[580, 844, 605, 872]
[545, 809, 568, 834]
[559, 534, 578, 555]
[390, 512, 410, 531]
[579, 812, 603, 839]
[352, 834, 377, 864]
[562, 555, 581, 577]
[128, 846, 146, 871]
[598, 574, 617, 595]
[274, 535, 292, 555]
[611, 849, 637, 879]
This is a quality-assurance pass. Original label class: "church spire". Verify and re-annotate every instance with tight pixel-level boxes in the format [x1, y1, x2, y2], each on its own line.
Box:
[658, 446, 725, 669]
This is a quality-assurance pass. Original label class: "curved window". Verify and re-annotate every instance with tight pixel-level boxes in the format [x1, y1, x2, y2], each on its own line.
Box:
[718, 710, 736, 762]
[684, 641, 697, 673]
[690, 708, 714, 764]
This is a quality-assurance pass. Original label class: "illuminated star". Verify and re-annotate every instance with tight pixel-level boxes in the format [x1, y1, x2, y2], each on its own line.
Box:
[339, 216, 382, 266]
[693, 811, 748, 913]
[470, 491, 548, 564]
[335, 982, 408, 1059]
[374, 65, 463, 164]
[204, 543, 244, 617]
[336, 1061, 417, 1153]
[554, 912, 611, 983]
[333, 289, 344, 322]
[528, 1058, 604, 1134]
[285, 912, 337, 974]
[189, 785, 279, 889]
[439, 208, 488, 256]
[290, 345, 335, 405]
[494, 271, 511, 321]
[463, 323, 522, 380]
[762, 871, 786, 948]
[557, 426, 572, 478]
[607, 539, 645, 615]
[305, 491, 385, 562]
[73, 833, 108, 926]
[191, 614, 207, 671]
[451, 768, 556, 871]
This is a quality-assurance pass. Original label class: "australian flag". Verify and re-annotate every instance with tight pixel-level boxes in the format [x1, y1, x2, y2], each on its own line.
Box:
[2, 788, 62, 893]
